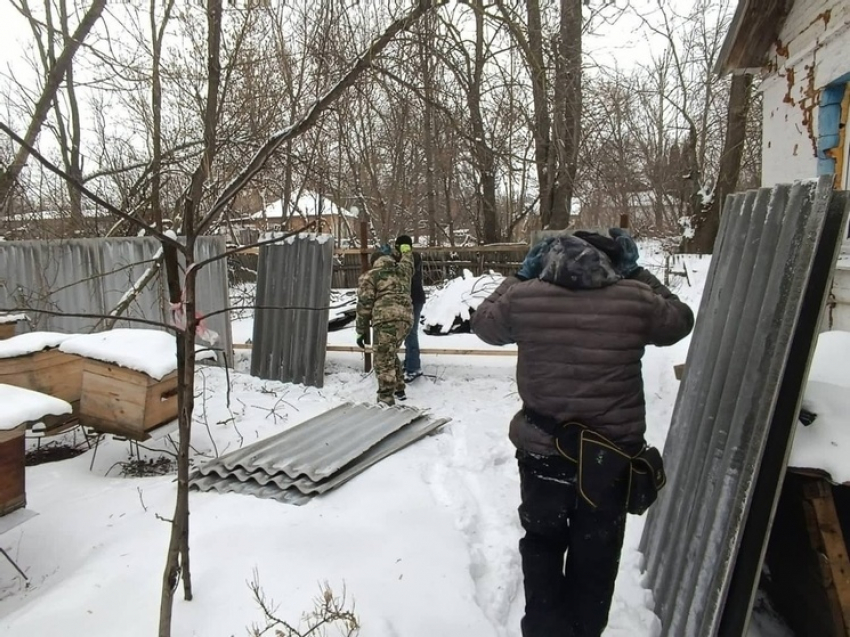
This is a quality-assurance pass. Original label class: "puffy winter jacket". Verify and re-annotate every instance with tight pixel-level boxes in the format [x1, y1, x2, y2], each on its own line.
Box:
[471, 262, 694, 451]
[356, 252, 414, 333]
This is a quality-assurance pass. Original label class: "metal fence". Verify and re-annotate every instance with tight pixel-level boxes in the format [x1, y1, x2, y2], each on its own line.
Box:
[640, 176, 850, 636]
[331, 245, 528, 288]
[250, 234, 334, 387]
[0, 236, 232, 355]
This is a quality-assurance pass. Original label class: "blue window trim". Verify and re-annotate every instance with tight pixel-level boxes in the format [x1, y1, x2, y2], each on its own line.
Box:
[817, 75, 850, 177]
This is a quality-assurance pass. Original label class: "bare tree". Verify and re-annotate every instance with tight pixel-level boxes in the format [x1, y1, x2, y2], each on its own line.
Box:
[0, 0, 107, 214]
[682, 73, 753, 252]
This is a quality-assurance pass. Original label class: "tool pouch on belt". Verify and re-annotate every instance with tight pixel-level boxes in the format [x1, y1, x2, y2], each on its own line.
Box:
[553, 422, 665, 515]
[627, 445, 666, 515]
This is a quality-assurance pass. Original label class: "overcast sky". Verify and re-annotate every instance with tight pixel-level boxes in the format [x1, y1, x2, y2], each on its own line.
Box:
[0, 0, 683, 85]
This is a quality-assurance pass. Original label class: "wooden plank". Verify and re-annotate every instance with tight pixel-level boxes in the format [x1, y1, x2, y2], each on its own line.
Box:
[0, 425, 25, 445]
[80, 363, 178, 438]
[0, 426, 25, 516]
[80, 367, 148, 432]
[143, 374, 179, 430]
[233, 343, 518, 356]
[765, 471, 837, 636]
[0, 324, 17, 340]
[83, 359, 161, 387]
[242, 244, 529, 257]
[803, 478, 850, 635]
[0, 351, 84, 406]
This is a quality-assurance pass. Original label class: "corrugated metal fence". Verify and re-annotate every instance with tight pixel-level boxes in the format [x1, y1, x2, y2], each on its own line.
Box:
[640, 177, 850, 636]
[0, 236, 232, 355]
[251, 234, 334, 387]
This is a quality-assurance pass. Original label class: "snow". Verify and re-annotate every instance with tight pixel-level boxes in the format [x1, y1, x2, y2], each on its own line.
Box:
[251, 191, 357, 220]
[788, 331, 850, 483]
[422, 270, 505, 334]
[0, 384, 72, 430]
[0, 313, 28, 325]
[0, 247, 789, 636]
[58, 329, 216, 380]
[0, 332, 74, 359]
[679, 216, 696, 240]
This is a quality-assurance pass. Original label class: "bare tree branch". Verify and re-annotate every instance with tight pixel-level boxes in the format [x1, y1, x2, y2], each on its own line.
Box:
[0, 122, 185, 251]
[0, 0, 108, 212]
[196, 0, 450, 236]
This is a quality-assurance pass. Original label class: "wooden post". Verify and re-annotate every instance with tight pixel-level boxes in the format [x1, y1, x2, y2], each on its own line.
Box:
[356, 207, 372, 373]
[619, 213, 629, 229]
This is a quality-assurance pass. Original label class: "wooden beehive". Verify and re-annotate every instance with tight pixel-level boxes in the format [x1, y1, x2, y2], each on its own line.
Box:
[0, 425, 26, 517]
[79, 360, 178, 440]
[0, 323, 16, 340]
[0, 349, 83, 407]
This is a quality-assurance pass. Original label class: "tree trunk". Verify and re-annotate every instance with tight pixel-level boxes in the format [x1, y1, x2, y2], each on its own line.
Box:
[549, 0, 582, 230]
[419, 14, 438, 246]
[0, 0, 107, 214]
[682, 73, 752, 253]
[158, 0, 222, 632]
[470, 0, 499, 243]
[525, 0, 552, 229]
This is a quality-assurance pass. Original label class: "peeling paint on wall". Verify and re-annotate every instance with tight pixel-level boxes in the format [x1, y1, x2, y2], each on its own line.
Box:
[783, 67, 797, 105]
[812, 9, 832, 30]
[799, 63, 821, 157]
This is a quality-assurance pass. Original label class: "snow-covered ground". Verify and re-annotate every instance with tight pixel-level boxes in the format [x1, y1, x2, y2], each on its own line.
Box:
[0, 247, 791, 636]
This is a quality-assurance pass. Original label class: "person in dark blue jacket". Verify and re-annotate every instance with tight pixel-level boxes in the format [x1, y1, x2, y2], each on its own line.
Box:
[395, 235, 426, 381]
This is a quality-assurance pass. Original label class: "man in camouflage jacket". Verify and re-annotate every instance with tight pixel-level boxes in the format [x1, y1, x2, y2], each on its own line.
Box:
[356, 245, 415, 405]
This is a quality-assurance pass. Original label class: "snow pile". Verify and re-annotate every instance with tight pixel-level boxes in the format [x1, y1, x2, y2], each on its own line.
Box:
[0, 384, 72, 430]
[0, 332, 74, 359]
[422, 270, 504, 334]
[59, 329, 216, 380]
[789, 330, 850, 482]
[0, 313, 28, 325]
[328, 289, 357, 330]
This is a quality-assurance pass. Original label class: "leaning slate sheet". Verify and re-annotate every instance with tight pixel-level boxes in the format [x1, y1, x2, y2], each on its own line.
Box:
[640, 176, 850, 637]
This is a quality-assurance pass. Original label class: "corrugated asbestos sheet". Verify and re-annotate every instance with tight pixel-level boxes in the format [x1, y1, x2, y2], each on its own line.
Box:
[190, 402, 450, 505]
[0, 236, 232, 355]
[250, 234, 334, 387]
[641, 176, 850, 637]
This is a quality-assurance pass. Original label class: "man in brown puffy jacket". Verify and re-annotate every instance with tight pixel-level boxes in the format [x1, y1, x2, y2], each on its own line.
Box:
[471, 230, 694, 637]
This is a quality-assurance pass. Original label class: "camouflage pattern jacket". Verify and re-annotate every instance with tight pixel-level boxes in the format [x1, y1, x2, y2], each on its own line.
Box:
[356, 252, 414, 334]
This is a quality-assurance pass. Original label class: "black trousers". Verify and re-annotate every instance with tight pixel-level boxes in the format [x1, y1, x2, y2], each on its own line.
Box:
[517, 451, 628, 637]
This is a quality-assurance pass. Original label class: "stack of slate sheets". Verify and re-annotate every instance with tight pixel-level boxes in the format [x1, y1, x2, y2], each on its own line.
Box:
[189, 402, 449, 505]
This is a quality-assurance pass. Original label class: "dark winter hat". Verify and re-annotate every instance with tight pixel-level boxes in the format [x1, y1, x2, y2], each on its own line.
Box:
[395, 234, 413, 247]
[572, 230, 621, 262]
[539, 235, 620, 290]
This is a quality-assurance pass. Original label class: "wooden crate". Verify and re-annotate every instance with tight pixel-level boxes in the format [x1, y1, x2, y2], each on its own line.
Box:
[0, 324, 16, 340]
[79, 360, 178, 440]
[764, 470, 850, 636]
[0, 425, 26, 517]
[0, 350, 83, 428]
[0, 349, 83, 403]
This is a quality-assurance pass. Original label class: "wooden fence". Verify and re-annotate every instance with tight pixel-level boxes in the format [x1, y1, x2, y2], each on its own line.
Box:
[331, 244, 528, 288]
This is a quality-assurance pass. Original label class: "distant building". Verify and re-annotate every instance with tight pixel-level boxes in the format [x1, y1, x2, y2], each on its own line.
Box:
[248, 191, 358, 243]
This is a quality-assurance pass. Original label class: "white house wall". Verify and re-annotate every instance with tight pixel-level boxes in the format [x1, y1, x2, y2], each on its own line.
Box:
[759, 0, 850, 186]
[762, 79, 818, 185]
